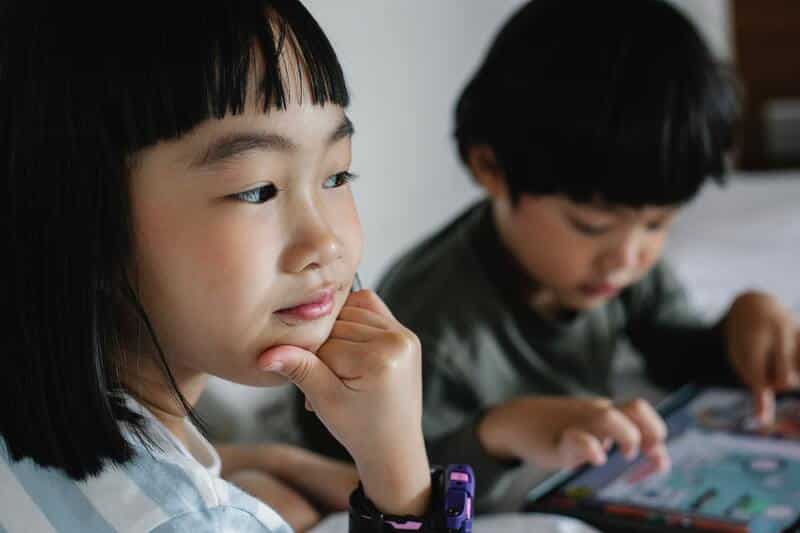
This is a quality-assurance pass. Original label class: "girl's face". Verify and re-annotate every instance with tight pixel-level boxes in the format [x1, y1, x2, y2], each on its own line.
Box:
[128, 99, 361, 388]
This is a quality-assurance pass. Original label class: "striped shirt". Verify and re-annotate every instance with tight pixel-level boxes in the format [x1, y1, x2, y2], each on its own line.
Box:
[0, 396, 292, 532]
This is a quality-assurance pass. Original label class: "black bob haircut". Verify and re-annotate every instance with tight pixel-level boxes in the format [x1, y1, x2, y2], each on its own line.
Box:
[454, 0, 738, 207]
[0, 0, 348, 480]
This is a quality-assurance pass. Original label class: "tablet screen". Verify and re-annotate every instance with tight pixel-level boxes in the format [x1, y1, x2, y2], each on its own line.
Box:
[533, 388, 800, 533]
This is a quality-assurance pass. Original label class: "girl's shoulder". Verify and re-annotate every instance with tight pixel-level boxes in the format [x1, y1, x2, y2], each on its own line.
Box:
[0, 401, 290, 533]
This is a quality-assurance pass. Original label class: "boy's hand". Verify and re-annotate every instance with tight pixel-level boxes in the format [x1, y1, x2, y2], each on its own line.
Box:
[256, 290, 430, 517]
[723, 291, 800, 423]
[478, 396, 671, 471]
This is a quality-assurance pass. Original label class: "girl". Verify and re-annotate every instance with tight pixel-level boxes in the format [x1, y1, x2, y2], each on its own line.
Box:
[0, 1, 446, 531]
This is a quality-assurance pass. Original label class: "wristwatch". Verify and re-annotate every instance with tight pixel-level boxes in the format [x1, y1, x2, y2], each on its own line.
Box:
[349, 464, 475, 533]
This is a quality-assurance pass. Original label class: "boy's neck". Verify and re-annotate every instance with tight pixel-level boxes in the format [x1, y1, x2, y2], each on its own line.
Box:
[486, 200, 564, 320]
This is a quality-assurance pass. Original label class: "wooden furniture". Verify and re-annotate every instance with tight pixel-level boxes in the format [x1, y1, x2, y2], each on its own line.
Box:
[732, 0, 800, 169]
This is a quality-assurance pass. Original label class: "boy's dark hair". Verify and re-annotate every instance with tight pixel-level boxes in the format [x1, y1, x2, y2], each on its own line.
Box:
[0, 0, 348, 480]
[454, 0, 738, 206]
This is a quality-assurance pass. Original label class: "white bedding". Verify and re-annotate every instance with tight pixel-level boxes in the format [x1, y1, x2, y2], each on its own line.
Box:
[664, 171, 800, 318]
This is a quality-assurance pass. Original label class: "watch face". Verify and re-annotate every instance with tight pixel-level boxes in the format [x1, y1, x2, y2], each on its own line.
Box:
[350, 465, 476, 533]
[445, 465, 475, 532]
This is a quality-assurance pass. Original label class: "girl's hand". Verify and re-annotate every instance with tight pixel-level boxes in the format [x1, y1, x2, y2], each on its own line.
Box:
[723, 291, 800, 424]
[478, 396, 671, 471]
[257, 290, 430, 516]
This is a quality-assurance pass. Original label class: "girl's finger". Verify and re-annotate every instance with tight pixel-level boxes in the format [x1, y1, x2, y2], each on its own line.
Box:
[315, 338, 377, 380]
[337, 306, 389, 330]
[329, 320, 385, 343]
[257, 345, 340, 405]
[343, 290, 396, 320]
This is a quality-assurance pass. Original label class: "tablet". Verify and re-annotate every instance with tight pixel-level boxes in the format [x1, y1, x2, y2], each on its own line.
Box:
[524, 387, 800, 533]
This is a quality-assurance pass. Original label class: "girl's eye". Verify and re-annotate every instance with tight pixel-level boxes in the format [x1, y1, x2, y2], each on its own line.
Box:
[231, 184, 278, 204]
[570, 218, 611, 236]
[323, 171, 358, 189]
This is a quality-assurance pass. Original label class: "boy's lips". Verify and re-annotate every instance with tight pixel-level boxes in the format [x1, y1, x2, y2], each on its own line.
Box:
[276, 287, 337, 322]
[579, 281, 622, 298]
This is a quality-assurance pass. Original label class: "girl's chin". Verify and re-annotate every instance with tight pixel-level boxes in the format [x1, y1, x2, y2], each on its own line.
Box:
[223, 369, 291, 388]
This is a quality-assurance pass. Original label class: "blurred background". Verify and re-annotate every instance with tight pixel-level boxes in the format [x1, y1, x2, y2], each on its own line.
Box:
[200, 0, 800, 446]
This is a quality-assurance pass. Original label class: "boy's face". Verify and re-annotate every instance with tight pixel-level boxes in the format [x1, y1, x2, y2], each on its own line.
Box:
[127, 97, 362, 389]
[493, 192, 679, 312]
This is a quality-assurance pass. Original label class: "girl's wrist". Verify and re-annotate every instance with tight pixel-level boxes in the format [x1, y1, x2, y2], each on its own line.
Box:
[354, 432, 431, 516]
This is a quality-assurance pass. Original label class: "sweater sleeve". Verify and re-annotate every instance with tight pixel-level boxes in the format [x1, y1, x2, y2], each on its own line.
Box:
[419, 337, 521, 510]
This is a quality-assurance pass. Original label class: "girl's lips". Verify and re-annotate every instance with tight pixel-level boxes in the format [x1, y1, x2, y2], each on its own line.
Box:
[276, 288, 336, 322]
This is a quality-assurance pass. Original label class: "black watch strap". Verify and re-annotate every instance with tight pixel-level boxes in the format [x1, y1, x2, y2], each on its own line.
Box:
[348, 468, 445, 533]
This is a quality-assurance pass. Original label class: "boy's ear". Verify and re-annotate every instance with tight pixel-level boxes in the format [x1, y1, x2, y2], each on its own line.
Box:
[467, 144, 507, 199]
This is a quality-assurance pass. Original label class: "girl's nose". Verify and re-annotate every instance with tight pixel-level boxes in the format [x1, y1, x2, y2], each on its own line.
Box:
[281, 210, 343, 274]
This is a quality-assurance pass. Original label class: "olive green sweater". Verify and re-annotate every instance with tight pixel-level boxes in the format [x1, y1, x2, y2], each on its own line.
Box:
[296, 200, 732, 510]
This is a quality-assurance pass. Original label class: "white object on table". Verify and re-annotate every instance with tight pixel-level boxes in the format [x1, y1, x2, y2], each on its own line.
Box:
[310, 512, 601, 533]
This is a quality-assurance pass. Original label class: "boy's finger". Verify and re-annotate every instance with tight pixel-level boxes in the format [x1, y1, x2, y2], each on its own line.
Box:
[343, 290, 396, 320]
[617, 399, 668, 451]
[645, 443, 672, 473]
[588, 408, 641, 460]
[753, 388, 776, 426]
[558, 427, 607, 468]
[257, 345, 340, 403]
[773, 324, 799, 389]
[733, 330, 770, 386]
[795, 329, 800, 385]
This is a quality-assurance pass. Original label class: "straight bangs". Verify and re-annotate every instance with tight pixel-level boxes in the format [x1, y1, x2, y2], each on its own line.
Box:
[0, 0, 347, 480]
[98, 0, 350, 154]
[456, 0, 738, 207]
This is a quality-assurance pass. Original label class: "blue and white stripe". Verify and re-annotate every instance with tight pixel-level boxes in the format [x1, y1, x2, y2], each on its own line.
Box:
[0, 398, 291, 532]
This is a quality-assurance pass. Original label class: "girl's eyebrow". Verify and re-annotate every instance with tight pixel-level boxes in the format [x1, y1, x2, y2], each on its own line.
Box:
[195, 116, 354, 167]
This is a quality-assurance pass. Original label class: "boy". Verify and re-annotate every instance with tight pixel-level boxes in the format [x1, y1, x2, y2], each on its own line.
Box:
[299, 0, 800, 509]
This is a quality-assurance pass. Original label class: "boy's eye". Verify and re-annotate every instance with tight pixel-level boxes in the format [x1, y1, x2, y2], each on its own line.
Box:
[323, 171, 358, 189]
[230, 183, 278, 204]
[570, 218, 611, 236]
[646, 219, 669, 232]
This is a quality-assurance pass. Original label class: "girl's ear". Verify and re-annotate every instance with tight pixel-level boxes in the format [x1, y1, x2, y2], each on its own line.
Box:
[467, 144, 508, 200]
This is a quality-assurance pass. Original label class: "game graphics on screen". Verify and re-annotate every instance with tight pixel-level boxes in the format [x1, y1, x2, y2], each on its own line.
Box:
[558, 390, 800, 533]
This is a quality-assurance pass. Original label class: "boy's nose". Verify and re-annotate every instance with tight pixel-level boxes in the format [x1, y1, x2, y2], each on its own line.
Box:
[601, 236, 640, 273]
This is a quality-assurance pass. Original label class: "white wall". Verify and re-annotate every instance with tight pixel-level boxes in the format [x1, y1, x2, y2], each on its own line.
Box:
[303, 0, 732, 286]
[303, 1, 527, 284]
[669, 0, 732, 61]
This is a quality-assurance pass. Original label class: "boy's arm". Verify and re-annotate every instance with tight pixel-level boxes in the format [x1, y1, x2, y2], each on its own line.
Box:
[420, 349, 523, 508]
[624, 262, 737, 388]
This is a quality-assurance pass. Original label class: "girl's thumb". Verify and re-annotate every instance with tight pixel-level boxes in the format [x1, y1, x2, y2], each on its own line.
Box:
[257, 345, 336, 399]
